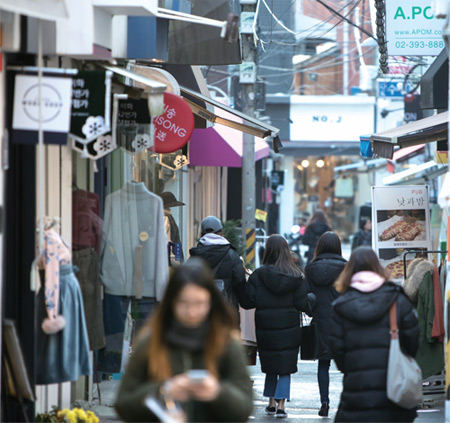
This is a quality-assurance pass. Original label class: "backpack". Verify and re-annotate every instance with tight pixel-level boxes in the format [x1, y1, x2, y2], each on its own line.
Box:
[211, 249, 231, 302]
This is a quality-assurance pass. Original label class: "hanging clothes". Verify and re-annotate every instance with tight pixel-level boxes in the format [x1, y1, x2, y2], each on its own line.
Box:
[72, 189, 101, 252]
[36, 228, 91, 384]
[99, 182, 169, 299]
[431, 266, 445, 342]
[73, 248, 105, 350]
[403, 258, 444, 379]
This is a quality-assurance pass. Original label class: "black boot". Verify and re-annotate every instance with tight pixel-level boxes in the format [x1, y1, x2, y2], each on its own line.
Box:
[318, 403, 329, 417]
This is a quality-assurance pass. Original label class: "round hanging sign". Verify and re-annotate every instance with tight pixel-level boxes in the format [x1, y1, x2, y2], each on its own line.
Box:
[150, 92, 194, 154]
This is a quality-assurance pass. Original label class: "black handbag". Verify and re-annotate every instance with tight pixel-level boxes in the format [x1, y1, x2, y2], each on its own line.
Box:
[300, 314, 317, 361]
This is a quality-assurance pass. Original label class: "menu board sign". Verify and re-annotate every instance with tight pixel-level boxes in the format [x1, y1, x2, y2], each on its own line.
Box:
[372, 185, 431, 280]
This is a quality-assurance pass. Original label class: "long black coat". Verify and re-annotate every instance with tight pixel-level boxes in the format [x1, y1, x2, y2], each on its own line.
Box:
[329, 282, 419, 423]
[304, 253, 347, 360]
[234, 265, 310, 375]
[189, 243, 245, 309]
[303, 222, 331, 263]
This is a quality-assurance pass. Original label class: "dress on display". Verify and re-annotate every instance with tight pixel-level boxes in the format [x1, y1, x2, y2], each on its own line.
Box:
[36, 228, 91, 385]
[72, 188, 105, 350]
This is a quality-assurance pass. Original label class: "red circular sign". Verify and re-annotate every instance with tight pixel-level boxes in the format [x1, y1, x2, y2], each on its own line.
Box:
[149, 92, 194, 154]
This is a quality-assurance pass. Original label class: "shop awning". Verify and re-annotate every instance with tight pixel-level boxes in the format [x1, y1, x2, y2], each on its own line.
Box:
[1, 0, 69, 20]
[102, 65, 167, 93]
[382, 161, 447, 185]
[334, 158, 387, 174]
[180, 86, 282, 151]
[389, 144, 425, 162]
[370, 112, 448, 159]
[189, 106, 270, 167]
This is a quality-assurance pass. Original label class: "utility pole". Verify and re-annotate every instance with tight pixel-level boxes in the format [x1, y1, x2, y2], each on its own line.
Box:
[240, 0, 257, 268]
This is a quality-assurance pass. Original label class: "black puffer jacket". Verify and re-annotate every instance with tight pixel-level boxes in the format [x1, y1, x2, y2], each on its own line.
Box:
[303, 223, 331, 263]
[304, 253, 347, 359]
[234, 265, 310, 375]
[189, 242, 245, 309]
[330, 282, 419, 423]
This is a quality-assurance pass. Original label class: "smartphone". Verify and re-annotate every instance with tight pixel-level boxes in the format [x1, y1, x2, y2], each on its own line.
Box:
[187, 369, 209, 383]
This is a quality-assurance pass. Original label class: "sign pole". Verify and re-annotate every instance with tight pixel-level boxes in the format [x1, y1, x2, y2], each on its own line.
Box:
[240, 0, 257, 268]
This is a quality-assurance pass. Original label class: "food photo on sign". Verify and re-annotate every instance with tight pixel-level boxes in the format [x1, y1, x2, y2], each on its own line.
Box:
[378, 247, 427, 280]
[377, 210, 427, 243]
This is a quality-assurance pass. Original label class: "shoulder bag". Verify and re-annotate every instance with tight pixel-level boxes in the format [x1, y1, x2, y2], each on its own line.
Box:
[300, 313, 317, 360]
[386, 301, 422, 409]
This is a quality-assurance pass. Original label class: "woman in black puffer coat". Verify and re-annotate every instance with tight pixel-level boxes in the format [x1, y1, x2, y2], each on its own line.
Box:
[234, 234, 312, 418]
[303, 209, 331, 264]
[329, 247, 419, 423]
[304, 232, 347, 417]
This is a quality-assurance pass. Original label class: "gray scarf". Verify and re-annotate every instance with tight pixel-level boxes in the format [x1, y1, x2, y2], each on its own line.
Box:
[166, 319, 209, 352]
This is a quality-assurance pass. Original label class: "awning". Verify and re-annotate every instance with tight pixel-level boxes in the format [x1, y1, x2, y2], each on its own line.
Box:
[370, 112, 448, 159]
[334, 158, 387, 174]
[1, 0, 68, 20]
[102, 65, 167, 93]
[180, 86, 281, 151]
[382, 161, 447, 185]
[189, 106, 270, 167]
[389, 144, 425, 162]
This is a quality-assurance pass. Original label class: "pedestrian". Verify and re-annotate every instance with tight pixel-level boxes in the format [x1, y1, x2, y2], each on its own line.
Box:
[189, 216, 246, 312]
[304, 231, 347, 417]
[329, 247, 419, 423]
[233, 234, 314, 419]
[302, 209, 331, 264]
[351, 217, 372, 251]
[114, 258, 253, 423]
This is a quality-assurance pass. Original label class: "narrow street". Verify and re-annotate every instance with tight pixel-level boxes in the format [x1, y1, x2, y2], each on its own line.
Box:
[93, 357, 444, 422]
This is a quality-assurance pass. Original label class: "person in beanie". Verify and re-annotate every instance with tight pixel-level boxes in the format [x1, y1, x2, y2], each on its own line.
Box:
[329, 247, 419, 423]
[189, 216, 245, 312]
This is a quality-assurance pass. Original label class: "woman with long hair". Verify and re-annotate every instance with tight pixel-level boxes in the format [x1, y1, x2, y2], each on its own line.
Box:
[329, 247, 419, 422]
[115, 258, 253, 423]
[234, 234, 312, 418]
[303, 209, 331, 263]
[304, 232, 347, 417]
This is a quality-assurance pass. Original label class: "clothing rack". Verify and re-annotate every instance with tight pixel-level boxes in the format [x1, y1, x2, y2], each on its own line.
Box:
[403, 250, 448, 279]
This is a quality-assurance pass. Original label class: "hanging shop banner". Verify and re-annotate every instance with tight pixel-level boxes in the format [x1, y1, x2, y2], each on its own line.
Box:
[150, 92, 194, 154]
[117, 98, 152, 154]
[12, 74, 73, 145]
[385, 0, 444, 56]
[372, 185, 431, 280]
[69, 70, 112, 144]
[71, 93, 119, 160]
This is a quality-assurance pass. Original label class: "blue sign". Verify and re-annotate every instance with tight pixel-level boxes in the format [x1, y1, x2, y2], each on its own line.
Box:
[378, 81, 412, 98]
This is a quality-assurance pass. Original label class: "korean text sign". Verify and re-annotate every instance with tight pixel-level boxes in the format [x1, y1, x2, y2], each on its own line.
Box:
[372, 185, 431, 280]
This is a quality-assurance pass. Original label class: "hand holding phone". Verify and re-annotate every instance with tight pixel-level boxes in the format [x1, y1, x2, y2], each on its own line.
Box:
[186, 369, 210, 383]
[186, 370, 220, 401]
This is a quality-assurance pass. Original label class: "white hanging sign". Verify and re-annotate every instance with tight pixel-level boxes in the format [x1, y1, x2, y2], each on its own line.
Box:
[13, 74, 72, 133]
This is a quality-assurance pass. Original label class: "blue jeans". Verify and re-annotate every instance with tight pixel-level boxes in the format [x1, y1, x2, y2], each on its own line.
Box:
[263, 374, 291, 401]
[318, 359, 331, 404]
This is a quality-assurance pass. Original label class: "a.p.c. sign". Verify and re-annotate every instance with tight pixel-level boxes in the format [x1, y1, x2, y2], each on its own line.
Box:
[385, 0, 445, 56]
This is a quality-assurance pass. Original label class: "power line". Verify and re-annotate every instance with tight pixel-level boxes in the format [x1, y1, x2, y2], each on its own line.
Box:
[316, 0, 376, 40]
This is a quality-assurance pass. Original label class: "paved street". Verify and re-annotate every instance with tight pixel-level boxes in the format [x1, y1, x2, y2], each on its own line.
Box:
[93, 357, 445, 422]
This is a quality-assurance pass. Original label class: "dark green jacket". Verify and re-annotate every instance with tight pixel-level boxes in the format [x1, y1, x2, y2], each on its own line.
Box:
[416, 272, 445, 379]
[115, 334, 253, 422]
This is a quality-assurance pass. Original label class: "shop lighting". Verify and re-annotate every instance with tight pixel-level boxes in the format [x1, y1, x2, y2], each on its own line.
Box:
[301, 159, 310, 168]
[316, 159, 325, 168]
